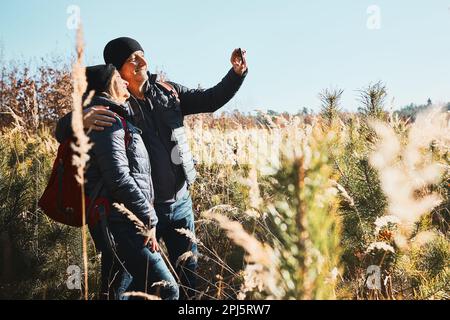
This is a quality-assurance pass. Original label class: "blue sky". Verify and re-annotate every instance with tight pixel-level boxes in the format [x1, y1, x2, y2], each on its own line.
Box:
[1, 0, 449, 113]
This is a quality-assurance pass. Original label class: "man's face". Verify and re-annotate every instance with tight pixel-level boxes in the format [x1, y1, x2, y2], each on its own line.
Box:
[119, 50, 148, 85]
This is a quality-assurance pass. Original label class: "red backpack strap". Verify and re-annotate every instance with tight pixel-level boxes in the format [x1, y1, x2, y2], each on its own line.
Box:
[119, 117, 131, 148]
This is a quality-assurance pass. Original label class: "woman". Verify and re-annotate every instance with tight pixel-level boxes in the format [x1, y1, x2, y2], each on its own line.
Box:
[58, 64, 179, 300]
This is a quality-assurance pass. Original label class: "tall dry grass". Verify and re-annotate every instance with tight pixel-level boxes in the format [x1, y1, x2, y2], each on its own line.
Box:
[69, 27, 91, 300]
[0, 44, 448, 300]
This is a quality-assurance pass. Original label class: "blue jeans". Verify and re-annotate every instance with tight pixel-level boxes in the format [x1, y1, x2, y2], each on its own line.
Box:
[98, 248, 133, 300]
[108, 221, 179, 300]
[155, 191, 198, 300]
[90, 224, 121, 300]
[91, 221, 179, 300]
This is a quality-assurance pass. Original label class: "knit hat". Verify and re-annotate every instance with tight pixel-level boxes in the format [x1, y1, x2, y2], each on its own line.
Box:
[85, 64, 116, 96]
[103, 37, 144, 70]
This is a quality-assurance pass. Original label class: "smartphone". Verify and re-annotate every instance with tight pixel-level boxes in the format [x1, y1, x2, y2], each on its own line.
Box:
[238, 48, 245, 63]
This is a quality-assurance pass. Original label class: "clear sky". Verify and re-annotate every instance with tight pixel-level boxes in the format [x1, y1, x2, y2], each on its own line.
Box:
[1, 0, 449, 113]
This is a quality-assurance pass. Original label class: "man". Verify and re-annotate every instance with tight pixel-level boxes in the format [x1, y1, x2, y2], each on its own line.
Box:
[56, 37, 248, 299]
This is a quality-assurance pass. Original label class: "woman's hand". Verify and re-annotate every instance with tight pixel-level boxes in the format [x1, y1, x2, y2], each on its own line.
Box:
[83, 106, 117, 132]
[144, 227, 160, 253]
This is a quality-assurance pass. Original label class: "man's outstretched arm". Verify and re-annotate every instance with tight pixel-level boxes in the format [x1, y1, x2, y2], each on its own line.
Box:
[173, 48, 248, 116]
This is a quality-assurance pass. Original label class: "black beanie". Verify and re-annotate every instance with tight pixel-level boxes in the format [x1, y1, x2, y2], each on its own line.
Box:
[103, 37, 144, 70]
[85, 64, 116, 96]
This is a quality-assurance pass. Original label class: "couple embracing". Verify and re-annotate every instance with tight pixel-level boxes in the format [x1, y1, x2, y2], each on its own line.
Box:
[55, 37, 248, 300]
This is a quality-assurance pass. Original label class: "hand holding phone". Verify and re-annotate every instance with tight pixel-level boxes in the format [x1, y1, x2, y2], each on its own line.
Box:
[238, 48, 245, 62]
[231, 48, 247, 76]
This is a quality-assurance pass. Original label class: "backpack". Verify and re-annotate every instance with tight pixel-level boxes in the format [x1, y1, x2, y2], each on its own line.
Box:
[38, 116, 131, 227]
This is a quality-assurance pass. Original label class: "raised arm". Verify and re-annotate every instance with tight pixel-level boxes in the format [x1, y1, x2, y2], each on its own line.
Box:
[172, 48, 248, 116]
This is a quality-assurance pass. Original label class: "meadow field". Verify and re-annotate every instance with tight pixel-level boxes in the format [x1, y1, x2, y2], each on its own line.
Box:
[0, 47, 448, 300]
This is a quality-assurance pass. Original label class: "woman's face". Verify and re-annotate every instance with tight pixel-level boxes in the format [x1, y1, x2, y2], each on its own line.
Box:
[109, 70, 130, 104]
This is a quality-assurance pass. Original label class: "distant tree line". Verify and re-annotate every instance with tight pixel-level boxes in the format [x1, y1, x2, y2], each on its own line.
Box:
[395, 98, 450, 121]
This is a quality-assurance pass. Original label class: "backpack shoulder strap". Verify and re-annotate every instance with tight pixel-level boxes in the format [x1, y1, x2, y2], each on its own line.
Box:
[118, 116, 131, 148]
[157, 81, 179, 100]
[86, 180, 104, 218]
